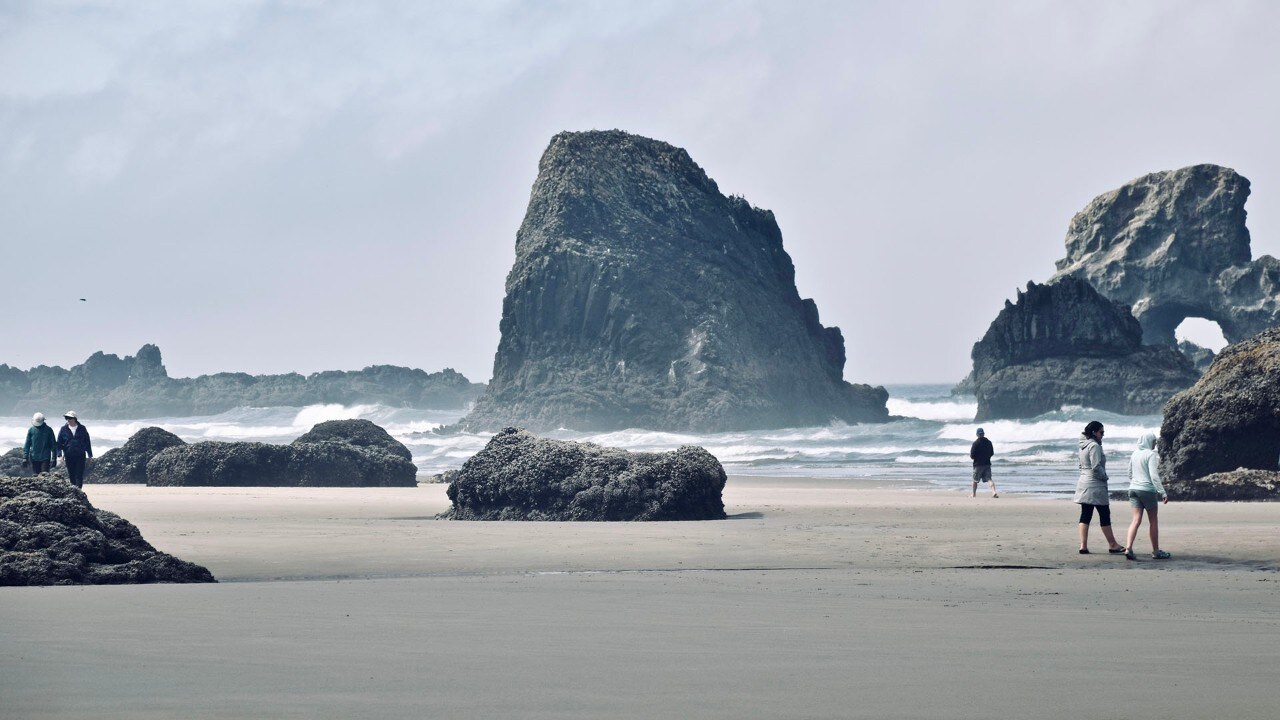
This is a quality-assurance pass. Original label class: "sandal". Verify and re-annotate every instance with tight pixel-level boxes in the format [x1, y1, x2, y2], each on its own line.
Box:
[1078, 548, 1090, 554]
[1125, 550, 1136, 560]
[1108, 546, 1127, 554]
[1152, 550, 1171, 559]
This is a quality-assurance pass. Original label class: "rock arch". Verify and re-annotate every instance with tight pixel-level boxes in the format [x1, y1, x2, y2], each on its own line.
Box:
[1052, 164, 1280, 346]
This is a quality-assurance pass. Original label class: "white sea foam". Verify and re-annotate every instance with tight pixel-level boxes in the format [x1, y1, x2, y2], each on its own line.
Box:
[887, 397, 977, 422]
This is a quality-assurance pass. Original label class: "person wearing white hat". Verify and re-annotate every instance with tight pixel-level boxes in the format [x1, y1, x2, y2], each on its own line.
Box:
[56, 410, 93, 488]
[22, 412, 57, 474]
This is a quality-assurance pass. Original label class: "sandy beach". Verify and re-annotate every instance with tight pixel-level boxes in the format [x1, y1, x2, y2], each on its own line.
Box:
[2, 478, 1277, 719]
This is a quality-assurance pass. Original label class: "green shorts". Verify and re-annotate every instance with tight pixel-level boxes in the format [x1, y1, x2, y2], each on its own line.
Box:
[972, 466, 992, 483]
[1129, 490, 1160, 510]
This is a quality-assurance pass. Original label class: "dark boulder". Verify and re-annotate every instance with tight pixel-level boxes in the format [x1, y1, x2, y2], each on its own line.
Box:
[0, 474, 215, 585]
[293, 419, 412, 462]
[445, 427, 727, 521]
[969, 279, 1199, 419]
[1159, 326, 1280, 499]
[91, 427, 186, 484]
[1052, 164, 1280, 345]
[1164, 469, 1279, 501]
[458, 130, 887, 432]
[0, 447, 69, 481]
[146, 420, 417, 487]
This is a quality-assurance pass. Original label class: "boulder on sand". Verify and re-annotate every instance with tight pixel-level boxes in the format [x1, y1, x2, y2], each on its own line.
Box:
[445, 427, 727, 521]
[0, 474, 215, 585]
[91, 427, 186, 484]
[1159, 326, 1280, 499]
[145, 420, 417, 487]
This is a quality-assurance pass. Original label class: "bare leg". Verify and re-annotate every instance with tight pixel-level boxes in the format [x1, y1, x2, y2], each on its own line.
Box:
[989, 477, 998, 497]
[1126, 507, 1143, 552]
[971, 481, 977, 498]
[1078, 522, 1089, 551]
[1100, 524, 1122, 551]
[1148, 507, 1160, 553]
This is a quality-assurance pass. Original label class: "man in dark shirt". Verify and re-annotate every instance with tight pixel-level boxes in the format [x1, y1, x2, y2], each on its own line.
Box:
[970, 427, 998, 498]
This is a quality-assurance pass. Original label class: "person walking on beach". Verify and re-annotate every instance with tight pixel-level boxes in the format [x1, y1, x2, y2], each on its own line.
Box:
[1074, 420, 1125, 555]
[970, 428, 998, 498]
[22, 412, 57, 474]
[1124, 432, 1171, 560]
[56, 410, 93, 489]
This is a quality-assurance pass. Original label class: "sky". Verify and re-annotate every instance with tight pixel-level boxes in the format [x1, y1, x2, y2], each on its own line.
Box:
[3, 0, 1278, 385]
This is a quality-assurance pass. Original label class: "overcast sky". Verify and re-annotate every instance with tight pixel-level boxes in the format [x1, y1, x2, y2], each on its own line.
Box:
[4, 0, 1278, 385]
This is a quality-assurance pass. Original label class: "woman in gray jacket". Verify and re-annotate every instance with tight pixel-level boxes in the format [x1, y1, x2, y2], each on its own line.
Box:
[1073, 421, 1126, 555]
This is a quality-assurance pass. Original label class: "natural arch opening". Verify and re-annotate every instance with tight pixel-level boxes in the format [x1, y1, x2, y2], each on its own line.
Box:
[1175, 317, 1228, 352]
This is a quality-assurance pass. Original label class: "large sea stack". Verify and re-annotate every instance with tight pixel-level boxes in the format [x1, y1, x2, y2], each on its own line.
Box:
[1052, 164, 1280, 345]
[459, 130, 887, 432]
[1159, 326, 1280, 500]
[969, 279, 1198, 420]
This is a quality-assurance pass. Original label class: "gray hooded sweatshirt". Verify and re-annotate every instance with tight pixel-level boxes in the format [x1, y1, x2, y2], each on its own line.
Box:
[1127, 432, 1166, 497]
[1073, 434, 1109, 505]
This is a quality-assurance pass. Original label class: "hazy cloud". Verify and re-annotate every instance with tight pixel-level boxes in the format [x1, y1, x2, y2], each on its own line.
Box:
[3, 0, 1278, 386]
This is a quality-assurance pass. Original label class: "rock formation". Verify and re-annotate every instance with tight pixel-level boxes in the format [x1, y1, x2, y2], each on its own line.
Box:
[145, 420, 417, 487]
[445, 427, 727, 521]
[0, 474, 215, 585]
[293, 419, 413, 462]
[91, 427, 186, 484]
[1158, 326, 1280, 499]
[458, 130, 888, 432]
[1052, 164, 1280, 345]
[970, 279, 1199, 419]
[0, 344, 484, 417]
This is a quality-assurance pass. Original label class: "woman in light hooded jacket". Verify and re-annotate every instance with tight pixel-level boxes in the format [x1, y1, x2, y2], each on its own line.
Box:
[1124, 432, 1171, 560]
[1073, 420, 1126, 555]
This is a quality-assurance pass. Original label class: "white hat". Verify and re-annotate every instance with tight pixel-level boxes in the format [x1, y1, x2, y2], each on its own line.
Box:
[32, 412, 45, 425]
[64, 410, 78, 419]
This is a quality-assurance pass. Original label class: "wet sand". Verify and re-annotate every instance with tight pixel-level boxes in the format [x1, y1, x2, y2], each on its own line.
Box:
[1, 478, 1276, 719]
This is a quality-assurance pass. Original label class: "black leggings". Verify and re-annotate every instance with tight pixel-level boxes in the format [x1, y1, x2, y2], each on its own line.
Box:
[1078, 503, 1111, 526]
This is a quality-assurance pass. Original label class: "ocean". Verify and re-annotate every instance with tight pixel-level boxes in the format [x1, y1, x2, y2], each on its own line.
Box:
[1, 384, 1162, 497]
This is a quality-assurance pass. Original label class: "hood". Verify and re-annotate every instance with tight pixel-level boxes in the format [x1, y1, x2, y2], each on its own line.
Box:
[1137, 432, 1157, 451]
[1079, 435, 1098, 451]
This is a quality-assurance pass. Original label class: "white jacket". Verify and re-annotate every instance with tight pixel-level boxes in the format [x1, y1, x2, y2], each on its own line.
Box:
[1127, 432, 1166, 497]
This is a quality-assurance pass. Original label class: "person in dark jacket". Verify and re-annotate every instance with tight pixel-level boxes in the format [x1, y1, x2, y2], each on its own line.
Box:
[23, 412, 58, 474]
[56, 410, 93, 488]
[969, 427, 998, 498]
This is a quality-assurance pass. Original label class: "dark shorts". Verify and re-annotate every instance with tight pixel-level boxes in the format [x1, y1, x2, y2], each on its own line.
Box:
[972, 465, 992, 483]
[1129, 490, 1160, 510]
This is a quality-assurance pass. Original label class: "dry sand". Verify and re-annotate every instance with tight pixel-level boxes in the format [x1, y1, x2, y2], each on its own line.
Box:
[2, 477, 1276, 719]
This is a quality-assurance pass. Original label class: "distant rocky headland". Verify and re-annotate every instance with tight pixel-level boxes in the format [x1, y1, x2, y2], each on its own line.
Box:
[0, 344, 484, 417]
[459, 130, 888, 432]
[964, 163, 1271, 420]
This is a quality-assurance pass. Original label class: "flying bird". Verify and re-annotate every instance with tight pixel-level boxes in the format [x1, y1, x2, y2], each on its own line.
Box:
[79, 298, 86, 301]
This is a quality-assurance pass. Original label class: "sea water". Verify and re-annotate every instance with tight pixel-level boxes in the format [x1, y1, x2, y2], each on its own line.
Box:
[0, 384, 1162, 497]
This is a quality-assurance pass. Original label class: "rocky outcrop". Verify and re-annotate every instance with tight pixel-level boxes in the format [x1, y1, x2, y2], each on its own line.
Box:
[145, 420, 417, 487]
[91, 427, 186, 484]
[0, 344, 484, 417]
[0, 474, 215, 585]
[293, 419, 412, 462]
[970, 279, 1199, 419]
[1052, 164, 1280, 345]
[1178, 341, 1216, 374]
[457, 130, 887, 432]
[445, 428, 727, 521]
[1159, 326, 1280, 498]
[0, 448, 70, 481]
[1164, 469, 1279, 501]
